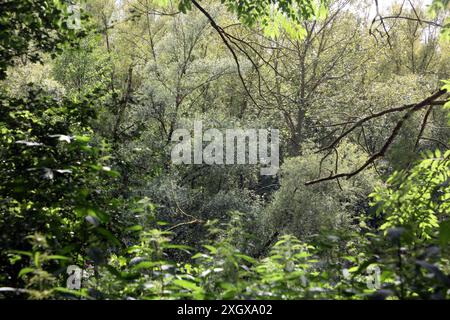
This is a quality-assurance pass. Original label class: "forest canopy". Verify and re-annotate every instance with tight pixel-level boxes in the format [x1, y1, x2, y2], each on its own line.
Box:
[0, 0, 449, 301]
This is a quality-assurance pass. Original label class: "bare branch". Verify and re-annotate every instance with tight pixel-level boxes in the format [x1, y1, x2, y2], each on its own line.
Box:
[318, 90, 447, 153]
[306, 89, 448, 185]
[165, 219, 203, 231]
[190, 0, 261, 109]
[414, 105, 433, 151]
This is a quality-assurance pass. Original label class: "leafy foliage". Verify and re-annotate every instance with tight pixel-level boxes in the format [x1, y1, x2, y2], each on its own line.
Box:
[0, 85, 121, 291]
[0, 0, 449, 301]
[0, 0, 88, 79]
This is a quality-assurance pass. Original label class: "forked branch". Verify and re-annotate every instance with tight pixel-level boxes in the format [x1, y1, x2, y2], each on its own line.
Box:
[305, 89, 448, 185]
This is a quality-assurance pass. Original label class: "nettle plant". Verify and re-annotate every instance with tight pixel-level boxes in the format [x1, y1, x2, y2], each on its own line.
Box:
[0, 86, 120, 297]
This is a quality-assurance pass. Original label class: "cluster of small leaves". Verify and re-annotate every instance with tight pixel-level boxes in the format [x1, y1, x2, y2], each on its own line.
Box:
[430, 0, 450, 40]
[0, 86, 121, 293]
[367, 150, 450, 299]
[219, 0, 324, 25]
[2, 233, 89, 300]
[176, 0, 328, 39]
[371, 149, 450, 240]
[0, 0, 88, 79]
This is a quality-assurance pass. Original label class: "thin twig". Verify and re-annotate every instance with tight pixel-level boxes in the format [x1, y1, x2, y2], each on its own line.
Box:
[190, 0, 261, 109]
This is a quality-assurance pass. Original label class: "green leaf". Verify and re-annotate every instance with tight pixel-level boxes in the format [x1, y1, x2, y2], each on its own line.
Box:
[235, 253, 256, 264]
[18, 267, 34, 278]
[96, 227, 121, 247]
[47, 255, 70, 261]
[173, 279, 202, 292]
[10, 250, 32, 257]
[132, 261, 159, 270]
[203, 245, 217, 254]
[165, 244, 194, 251]
[125, 225, 143, 232]
[439, 220, 450, 245]
[53, 287, 90, 298]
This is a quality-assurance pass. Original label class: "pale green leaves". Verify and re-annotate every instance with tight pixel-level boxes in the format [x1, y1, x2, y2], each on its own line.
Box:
[174, 0, 329, 40]
[371, 149, 450, 240]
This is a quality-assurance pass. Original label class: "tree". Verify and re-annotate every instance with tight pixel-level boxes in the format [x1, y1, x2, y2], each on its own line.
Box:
[0, 0, 87, 79]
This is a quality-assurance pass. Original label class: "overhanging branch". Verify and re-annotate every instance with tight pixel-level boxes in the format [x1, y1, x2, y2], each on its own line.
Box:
[190, 0, 261, 108]
[305, 89, 448, 185]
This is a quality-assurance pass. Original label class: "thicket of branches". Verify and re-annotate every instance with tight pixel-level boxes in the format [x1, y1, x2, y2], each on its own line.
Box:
[0, 0, 449, 300]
